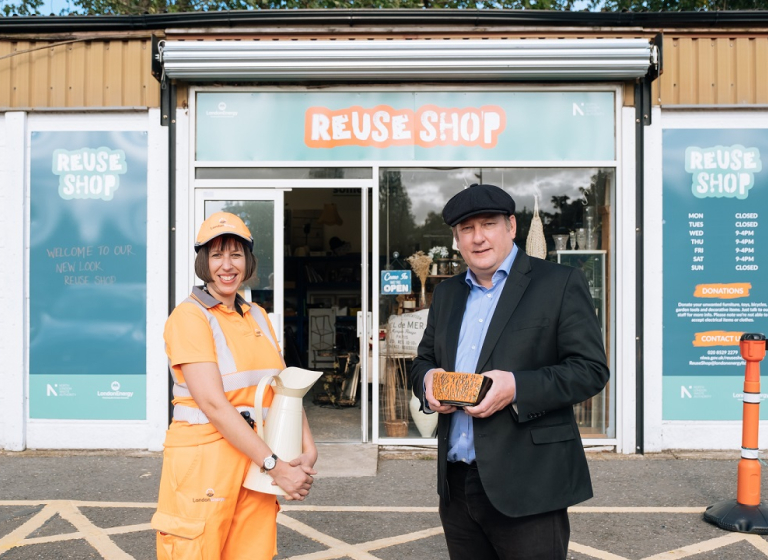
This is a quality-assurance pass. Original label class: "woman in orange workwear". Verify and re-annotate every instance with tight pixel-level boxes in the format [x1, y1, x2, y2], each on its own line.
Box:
[151, 212, 317, 559]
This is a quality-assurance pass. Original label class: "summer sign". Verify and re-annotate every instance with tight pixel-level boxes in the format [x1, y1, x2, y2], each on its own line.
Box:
[663, 129, 768, 421]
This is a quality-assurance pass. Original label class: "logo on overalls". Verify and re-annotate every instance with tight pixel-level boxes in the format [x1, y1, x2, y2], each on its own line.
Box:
[193, 488, 225, 503]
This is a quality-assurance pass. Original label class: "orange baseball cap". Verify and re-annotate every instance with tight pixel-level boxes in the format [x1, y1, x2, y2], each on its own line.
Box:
[195, 212, 254, 253]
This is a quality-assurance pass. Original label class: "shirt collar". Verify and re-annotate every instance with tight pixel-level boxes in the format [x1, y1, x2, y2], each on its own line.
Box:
[191, 285, 249, 313]
[464, 243, 518, 289]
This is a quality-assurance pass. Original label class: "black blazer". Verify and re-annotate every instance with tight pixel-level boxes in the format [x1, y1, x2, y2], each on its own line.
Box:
[411, 250, 610, 518]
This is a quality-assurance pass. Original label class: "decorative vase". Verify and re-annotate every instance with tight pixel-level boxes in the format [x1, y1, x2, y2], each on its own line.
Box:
[576, 228, 587, 250]
[585, 217, 595, 250]
[552, 234, 569, 252]
[409, 391, 438, 438]
[525, 196, 547, 259]
[420, 284, 427, 308]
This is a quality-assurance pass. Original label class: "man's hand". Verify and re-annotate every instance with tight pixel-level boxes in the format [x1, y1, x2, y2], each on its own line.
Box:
[464, 369, 516, 418]
[425, 368, 457, 414]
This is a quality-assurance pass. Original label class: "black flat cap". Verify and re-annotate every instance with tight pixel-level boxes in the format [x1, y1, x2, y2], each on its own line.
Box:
[442, 184, 516, 227]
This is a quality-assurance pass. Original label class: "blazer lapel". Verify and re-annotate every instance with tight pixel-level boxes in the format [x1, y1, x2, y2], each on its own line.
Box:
[445, 279, 470, 372]
[475, 250, 532, 373]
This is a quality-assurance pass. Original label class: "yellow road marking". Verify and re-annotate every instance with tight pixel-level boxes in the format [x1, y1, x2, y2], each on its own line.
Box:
[277, 516, 443, 560]
[0, 503, 58, 553]
[0, 501, 713, 514]
[362, 525, 445, 551]
[0, 501, 155, 508]
[569, 541, 631, 560]
[1, 500, 766, 560]
[278, 513, 383, 560]
[55, 501, 134, 560]
[570, 507, 706, 513]
[642, 532, 746, 559]
[282, 505, 438, 512]
[104, 523, 153, 535]
[744, 534, 768, 556]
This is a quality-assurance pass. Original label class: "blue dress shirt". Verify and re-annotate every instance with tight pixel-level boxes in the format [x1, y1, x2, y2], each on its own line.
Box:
[446, 244, 518, 464]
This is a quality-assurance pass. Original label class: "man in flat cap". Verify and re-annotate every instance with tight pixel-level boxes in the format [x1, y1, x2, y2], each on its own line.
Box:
[411, 183, 609, 560]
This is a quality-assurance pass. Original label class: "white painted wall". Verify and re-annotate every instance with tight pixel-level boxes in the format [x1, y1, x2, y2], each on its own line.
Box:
[0, 112, 4, 450]
[0, 112, 28, 451]
[644, 105, 664, 453]
[644, 109, 768, 451]
[1, 111, 169, 450]
[616, 106, 638, 454]
[145, 108, 170, 451]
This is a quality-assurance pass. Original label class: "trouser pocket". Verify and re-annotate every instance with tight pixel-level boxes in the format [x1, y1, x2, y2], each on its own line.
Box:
[152, 510, 205, 559]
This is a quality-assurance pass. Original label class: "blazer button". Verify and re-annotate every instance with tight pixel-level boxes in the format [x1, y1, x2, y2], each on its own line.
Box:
[527, 413, 534, 419]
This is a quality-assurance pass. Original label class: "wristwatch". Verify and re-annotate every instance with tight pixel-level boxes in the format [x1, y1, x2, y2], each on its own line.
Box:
[261, 453, 278, 473]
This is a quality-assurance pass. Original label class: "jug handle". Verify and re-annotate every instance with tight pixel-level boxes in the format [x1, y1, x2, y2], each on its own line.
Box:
[254, 375, 274, 440]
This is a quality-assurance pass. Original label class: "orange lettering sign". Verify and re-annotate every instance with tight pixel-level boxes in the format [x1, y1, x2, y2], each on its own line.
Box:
[693, 283, 752, 299]
[305, 104, 506, 149]
[692, 331, 744, 347]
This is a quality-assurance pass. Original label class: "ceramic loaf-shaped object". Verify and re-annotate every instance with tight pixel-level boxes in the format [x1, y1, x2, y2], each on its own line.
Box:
[526, 196, 547, 259]
[432, 371, 493, 407]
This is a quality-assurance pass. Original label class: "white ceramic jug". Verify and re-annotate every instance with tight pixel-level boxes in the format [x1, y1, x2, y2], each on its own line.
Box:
[242, 366, 323, 495]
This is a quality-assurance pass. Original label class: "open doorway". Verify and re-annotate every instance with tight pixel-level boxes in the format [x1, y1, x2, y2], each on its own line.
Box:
[282, 187, 365, 442]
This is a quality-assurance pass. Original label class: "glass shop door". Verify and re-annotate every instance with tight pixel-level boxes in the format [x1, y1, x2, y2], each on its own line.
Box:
[195, 189, 285, 348]
[195, 186, 372, 443]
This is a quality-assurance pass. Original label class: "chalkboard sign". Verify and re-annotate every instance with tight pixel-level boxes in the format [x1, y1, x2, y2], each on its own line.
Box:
[29, 131, 148, 420]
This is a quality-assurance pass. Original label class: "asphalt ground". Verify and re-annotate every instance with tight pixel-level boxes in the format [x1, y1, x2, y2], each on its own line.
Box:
[2, 448, 768, 559]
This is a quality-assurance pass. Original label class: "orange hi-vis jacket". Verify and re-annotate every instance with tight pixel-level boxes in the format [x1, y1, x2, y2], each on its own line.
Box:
[152, 286, 285, 559]
[163, 286, 283, 447]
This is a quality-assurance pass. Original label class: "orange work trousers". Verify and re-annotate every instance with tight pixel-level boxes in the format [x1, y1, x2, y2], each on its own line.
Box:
[152, 437, 279, 560]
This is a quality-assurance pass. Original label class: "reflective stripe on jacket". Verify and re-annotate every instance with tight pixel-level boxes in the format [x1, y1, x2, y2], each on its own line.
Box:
[171, 288, 280, 425]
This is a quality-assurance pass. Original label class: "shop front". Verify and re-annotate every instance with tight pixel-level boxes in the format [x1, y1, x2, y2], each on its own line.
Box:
[4, 11, 702, 453]
[181, 82, 636, 448]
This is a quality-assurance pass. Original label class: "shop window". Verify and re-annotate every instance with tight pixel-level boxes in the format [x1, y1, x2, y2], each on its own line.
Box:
[378, 167, 615, 440]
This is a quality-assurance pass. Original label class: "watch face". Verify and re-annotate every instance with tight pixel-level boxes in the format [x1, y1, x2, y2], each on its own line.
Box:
[264, 455, 276, 470]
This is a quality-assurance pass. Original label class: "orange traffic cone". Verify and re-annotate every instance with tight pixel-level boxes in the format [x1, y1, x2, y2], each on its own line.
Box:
[704, 333, 768, 534]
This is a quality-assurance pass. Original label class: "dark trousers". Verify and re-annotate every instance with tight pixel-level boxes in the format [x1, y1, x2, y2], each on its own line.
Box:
[440, 461, 570, 560]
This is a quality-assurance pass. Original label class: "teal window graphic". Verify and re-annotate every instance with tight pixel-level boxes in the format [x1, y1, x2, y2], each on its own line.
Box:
[30, 131, 148, 421]
[685, 145, 762, 200]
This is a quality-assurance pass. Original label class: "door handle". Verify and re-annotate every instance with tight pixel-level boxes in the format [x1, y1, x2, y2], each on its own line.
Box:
[356, 311, 372, 338]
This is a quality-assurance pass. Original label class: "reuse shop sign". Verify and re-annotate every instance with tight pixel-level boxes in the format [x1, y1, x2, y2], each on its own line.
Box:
[662, 129, 768, 421]
[52, 147, 127, 201]
[305, 105, 505, 149]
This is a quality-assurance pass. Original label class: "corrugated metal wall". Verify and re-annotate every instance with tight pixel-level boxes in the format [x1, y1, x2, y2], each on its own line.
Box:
[0, 37, 160, 109]
[658, 35, 768, 105]
[2, 32, 768, 109]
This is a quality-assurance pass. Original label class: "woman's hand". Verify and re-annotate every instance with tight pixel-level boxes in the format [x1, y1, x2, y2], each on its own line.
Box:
[269, 460, 315, 501]
[277, 450, 318, 501]
[292, 450, 318, 470]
